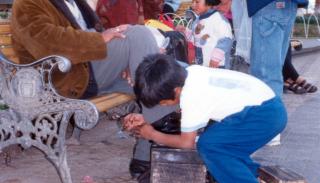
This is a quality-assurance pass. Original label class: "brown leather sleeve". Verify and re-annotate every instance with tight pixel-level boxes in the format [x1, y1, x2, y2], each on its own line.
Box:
[11, 0, 107, 64]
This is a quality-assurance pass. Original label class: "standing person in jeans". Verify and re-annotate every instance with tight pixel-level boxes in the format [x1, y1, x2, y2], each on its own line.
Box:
[248, 0, 308, 96]
[233, 0, 308, 145]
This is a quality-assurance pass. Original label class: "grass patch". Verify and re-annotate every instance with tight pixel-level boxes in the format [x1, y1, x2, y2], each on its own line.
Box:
[293, 23, 320, 38]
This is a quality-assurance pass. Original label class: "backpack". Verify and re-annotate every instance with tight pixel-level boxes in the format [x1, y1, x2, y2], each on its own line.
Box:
[160, 31, 189, 63]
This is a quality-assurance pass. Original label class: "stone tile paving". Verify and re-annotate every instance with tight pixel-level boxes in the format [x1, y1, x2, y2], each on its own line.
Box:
[253, 51, 320, 183]
[0, 51, 320, 183]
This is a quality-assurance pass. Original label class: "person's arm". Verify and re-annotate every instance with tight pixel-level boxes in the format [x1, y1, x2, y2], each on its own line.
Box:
[137, 123, 197, 149]
[124, 113, 197, 149]
[209, 15, 233, 67]
[11, 0, 107, 64]
[209, 37, 233, 67]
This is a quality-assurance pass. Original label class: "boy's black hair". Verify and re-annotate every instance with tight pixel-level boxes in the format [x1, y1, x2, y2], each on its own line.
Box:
[206, 0, 221, 6]
[134, 54, 188, 108]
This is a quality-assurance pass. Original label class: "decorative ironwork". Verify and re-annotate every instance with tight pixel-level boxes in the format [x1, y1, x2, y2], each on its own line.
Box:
[0, 52, 100, 183]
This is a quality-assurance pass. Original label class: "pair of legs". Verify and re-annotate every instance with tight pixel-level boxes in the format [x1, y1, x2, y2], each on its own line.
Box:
[197, 97, 287, 183]
[283, 44, 318, 94]
[250, 0, 297, 145]
[70, 25, 177, 161]
[250, 0, 297, 97]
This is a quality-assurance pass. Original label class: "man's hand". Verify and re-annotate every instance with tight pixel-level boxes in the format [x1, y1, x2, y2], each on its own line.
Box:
[209, 60, 220, 68]
[102, 24, 130, 43]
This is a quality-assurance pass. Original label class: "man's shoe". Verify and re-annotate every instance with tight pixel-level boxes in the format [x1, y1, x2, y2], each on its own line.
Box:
[129, 159, 150, 179]
[137, 169, 151, 183]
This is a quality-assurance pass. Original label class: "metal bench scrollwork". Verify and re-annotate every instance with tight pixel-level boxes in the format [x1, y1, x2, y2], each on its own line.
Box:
[0, 52, 100, 183]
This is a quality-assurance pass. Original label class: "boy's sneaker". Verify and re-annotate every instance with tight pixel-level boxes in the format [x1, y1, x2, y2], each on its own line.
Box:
[267, 134, 281, 146]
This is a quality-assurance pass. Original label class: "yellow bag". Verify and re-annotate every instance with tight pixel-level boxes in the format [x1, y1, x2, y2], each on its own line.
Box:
[145, 19, 173, 32]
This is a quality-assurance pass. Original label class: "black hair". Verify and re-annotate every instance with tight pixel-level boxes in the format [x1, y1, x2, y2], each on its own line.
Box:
[206, 0, 221, 6]
[134, 54, 188, 108]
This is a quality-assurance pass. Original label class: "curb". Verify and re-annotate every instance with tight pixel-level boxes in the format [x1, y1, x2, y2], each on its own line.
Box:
[293, 46, 320, 56]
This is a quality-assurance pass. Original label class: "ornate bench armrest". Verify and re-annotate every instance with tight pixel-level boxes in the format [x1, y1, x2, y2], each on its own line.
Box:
[0, 51, 99, 130]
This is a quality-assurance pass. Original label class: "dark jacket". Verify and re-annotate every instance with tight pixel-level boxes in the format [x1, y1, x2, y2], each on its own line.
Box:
[12, 0, 106, 98]
[246, 0, 309, 17]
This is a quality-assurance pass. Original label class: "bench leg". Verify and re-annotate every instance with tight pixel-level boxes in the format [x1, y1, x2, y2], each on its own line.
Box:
[47, 147, 72, 183]
[0, 110, 74, 183]
[44, 112, 73, 183]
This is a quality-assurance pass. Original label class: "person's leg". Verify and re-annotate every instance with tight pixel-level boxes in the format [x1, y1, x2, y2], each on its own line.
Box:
[67, 26, 133, 144]
[282, 45, 307, 94]
[69, 26, 177, 146]
[250, 0, 298, 97]
[250, 1, 296, 145]
[122, 25, 179, 162]
[283, 46, 300, 82]
[197, 97, 287, 183]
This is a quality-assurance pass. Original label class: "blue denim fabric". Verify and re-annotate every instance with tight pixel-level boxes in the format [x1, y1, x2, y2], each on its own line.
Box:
[250, 0, 297, 96]
[195, 46, 204, 65]
[246, 0, 307, 16]
[197, 97, 287, 183]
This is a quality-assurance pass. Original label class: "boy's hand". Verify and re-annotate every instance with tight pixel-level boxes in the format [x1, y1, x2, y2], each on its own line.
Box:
[132, 123, 155, 140]
[122, 68, 134, 86]
[209, 60, 220, 68]
[123, 113, 146, 131]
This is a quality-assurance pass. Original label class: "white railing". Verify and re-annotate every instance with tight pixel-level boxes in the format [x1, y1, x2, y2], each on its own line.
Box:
[295, 12, 320, 38]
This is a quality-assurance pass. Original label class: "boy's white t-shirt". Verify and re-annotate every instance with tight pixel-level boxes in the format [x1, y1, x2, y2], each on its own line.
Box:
[180, 65, 275, 132]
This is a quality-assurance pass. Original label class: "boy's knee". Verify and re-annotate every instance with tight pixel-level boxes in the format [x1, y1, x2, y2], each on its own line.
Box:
[196, 135, 209, 155]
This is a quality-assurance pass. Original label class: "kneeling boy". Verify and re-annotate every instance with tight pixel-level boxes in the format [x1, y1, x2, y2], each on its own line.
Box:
[124, 54, 287, 183]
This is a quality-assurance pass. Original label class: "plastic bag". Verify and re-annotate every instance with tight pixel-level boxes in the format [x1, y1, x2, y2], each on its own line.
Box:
[232, 0, 252, 63]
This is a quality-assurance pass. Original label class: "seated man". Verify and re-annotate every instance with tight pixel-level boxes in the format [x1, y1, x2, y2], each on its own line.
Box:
[11, 0, 176, 177]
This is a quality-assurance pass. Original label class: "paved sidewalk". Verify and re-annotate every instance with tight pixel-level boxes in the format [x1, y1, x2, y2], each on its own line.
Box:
[254, 51, 320, 183]
[292, 38, 320, 55]
[0, 51, 320, 183]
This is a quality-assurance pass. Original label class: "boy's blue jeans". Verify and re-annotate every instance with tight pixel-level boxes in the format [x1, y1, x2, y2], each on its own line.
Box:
[197, 97, 287, 183]
[250, 0, 297, 96]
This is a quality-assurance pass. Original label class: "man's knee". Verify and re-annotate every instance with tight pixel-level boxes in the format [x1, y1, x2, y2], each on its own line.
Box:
[125, 25, 154, 40]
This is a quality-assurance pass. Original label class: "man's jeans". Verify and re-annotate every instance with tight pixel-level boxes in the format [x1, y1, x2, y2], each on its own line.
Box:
[250, 0, 297, 96]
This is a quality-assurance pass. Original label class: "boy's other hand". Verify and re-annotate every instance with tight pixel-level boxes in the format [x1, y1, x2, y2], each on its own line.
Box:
[122, 68, 134, 86]
[123, 113, 146, 131]
[133, 123, 155, 140]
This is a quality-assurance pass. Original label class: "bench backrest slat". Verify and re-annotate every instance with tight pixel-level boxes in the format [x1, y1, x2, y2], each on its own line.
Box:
[0, 22, 19, 63]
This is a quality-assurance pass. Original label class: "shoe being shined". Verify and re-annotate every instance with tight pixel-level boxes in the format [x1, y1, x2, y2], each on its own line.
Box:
[129, 159, 150, 180]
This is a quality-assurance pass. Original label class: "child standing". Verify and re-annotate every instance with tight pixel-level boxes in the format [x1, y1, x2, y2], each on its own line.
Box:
[186, 0, 233, 68]
[124, 54, 287, 183]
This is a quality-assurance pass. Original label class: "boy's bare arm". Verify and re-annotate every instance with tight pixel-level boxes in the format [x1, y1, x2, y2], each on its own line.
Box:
[141, 125, 198, 149]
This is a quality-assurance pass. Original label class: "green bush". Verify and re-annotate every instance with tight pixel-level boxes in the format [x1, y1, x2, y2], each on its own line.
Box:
[295, 15, 320, 25]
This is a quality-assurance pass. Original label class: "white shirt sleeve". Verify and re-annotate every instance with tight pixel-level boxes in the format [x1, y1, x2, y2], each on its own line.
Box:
[180, 80, 212, 132]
